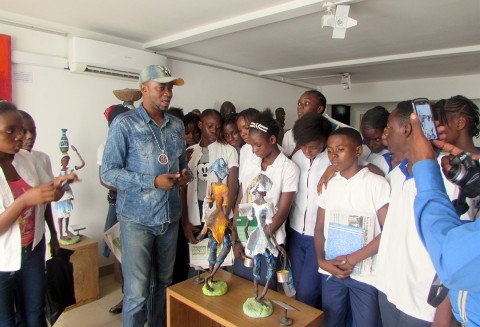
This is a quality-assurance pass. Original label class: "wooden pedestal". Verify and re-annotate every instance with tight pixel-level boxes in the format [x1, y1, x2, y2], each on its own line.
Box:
[60, 236, 100, 309]
[167, 269, 323, 327]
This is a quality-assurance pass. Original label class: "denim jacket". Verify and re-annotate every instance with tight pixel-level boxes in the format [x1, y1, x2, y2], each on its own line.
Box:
[101, 105, 187, 226]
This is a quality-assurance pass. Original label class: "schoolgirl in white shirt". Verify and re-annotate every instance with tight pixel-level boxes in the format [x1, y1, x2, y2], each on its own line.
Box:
[0, 102, 76, 326]
[232, 110, 299, 287]
[288, 113, 332, 308]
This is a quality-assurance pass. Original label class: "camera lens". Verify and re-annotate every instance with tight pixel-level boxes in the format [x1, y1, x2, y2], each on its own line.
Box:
[447, 164, 466, 184]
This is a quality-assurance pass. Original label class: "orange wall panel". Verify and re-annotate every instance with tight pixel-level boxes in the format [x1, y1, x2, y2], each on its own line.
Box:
[0, 34, 12, 102]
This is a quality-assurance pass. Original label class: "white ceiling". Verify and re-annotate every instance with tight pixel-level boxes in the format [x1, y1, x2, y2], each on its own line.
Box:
[1, 0, 479, 88]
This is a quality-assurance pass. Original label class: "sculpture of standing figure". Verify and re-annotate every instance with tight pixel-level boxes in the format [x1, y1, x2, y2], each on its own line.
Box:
[54, 144, 85, 244]
[197, 158, 232, 295]
[243, 174, 286, 316]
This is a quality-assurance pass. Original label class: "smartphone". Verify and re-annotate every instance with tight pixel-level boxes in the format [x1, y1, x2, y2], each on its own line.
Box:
[412, 98, 438, 140]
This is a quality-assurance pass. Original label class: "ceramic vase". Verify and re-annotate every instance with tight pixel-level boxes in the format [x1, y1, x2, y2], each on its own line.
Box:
[59, 129, 69, 154]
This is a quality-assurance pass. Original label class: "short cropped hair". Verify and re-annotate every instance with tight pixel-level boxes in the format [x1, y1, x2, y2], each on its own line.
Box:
[361, 106, 389, 131]
[394, 101, 414, 126]
[183, 112, 200, 128]
[237, 108, 259, 125]
[304, 90, 327, 108]
[224, 113, 238, 127]
[328, 127, 363, 147]
[0, 101, 18, 115]
[200, 109, 224, 125]
[167, 107, 184, 119]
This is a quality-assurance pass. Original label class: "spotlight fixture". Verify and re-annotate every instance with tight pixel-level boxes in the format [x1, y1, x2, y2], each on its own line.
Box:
[321, 2, 358, 39]
[341, 73, 351, 90]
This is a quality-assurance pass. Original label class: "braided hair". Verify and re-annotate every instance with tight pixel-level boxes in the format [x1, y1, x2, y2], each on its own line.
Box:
[433, 95, 480, 137]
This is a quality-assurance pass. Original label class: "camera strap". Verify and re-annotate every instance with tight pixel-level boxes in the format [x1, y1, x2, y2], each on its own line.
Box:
[427, 274, 449, 307]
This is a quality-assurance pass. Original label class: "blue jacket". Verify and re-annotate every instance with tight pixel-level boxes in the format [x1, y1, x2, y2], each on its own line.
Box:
[101, 105, 187, 226]
[413, 159, 480, 326]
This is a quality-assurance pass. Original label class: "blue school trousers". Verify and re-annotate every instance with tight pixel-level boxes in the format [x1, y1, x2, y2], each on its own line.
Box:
[287, 228, 322, 308]
[321, 274, 379, 327]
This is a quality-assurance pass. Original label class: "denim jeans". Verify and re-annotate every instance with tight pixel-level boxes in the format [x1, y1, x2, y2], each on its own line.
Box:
[233, 253, 281, 291]
[0, 238, 47, 327]
[120, 218, 179, 327]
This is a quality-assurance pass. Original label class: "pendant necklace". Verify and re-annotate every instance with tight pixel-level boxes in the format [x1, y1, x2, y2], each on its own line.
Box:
[147, 123, 169, 165]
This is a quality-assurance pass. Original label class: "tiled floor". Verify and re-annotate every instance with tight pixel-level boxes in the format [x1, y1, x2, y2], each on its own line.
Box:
[53, 274, 123, 327]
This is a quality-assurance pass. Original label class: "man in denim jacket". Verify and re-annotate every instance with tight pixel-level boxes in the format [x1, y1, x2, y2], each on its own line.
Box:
[101, 65, 191, 327]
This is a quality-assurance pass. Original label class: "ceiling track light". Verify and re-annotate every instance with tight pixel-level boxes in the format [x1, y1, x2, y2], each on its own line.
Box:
[321, 1, 358, 39]
[341, 73, 351, 90]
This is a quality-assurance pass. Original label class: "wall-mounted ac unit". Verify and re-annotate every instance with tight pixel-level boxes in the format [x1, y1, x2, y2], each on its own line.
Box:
[68, 37, 166, 80]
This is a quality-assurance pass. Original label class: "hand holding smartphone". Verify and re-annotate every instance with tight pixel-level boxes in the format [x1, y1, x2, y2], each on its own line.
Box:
[412, 98, 438, 140]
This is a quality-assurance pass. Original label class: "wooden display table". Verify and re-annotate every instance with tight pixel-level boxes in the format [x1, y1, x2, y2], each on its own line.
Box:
[60, 236, 100, 309]
[167, 269, 323, 327]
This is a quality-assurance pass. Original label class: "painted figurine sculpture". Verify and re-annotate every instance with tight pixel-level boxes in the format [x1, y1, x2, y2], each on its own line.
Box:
[197, 158, 232, 296]
[54, 141, 85, 245]
[243, 174, 286, 317]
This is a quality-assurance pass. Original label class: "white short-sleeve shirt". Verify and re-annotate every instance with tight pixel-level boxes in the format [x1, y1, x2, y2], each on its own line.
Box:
[316, 167, 390, 287]
[290, 150, 330, 236]
[375, 162, 437, 322]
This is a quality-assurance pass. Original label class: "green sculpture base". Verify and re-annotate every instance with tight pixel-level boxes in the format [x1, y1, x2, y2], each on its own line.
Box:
[202, 280, 228, 296]
[59, 235, 81, 245]
[243, 297, 273, 318]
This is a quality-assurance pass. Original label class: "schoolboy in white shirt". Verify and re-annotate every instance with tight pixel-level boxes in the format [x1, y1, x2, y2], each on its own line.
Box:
[315, 127, 390, 327]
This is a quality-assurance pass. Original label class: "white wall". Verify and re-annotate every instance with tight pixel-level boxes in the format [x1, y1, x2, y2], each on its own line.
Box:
[169, 59, 305, 119]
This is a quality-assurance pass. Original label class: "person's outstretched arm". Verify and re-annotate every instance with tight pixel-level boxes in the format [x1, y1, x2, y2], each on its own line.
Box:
[413, 159, 480, 291]
[408, 112, 480, 291]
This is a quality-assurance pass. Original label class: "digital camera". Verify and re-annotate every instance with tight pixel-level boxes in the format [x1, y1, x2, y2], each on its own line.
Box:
[446, 152, 480, 198]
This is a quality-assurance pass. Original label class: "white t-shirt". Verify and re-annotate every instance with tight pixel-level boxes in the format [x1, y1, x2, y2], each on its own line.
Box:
[290, 150, 330, 236]
[238, 151, 299, 245]
[375, 162, 437, 322]
[316, 167, 390, 287]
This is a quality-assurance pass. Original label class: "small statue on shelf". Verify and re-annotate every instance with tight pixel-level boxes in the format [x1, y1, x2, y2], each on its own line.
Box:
[197, 158, 232, 296]
[243, 174, 286, 318]
[54, 129, 85, 245]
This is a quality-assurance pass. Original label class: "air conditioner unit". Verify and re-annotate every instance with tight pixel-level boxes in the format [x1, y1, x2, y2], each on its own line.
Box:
[68, 37, 166, 80]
